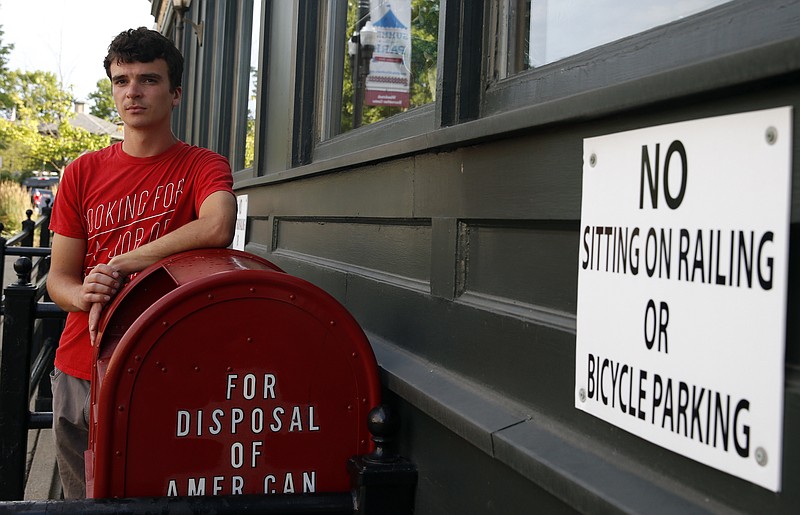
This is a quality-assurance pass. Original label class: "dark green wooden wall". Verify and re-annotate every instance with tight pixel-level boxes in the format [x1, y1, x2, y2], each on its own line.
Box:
[161, 0, 800, 511]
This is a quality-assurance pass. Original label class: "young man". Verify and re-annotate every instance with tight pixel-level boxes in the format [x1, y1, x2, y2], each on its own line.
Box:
[46, 27, 236, 498]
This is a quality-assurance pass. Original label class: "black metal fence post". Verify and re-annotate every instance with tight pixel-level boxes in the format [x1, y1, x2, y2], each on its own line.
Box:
[39, 200, 51, 248]
[34, 258, 59, 412]
[0, 223, 7, 297]
[0, 258, 38, 501]
[21, 210, 34, 248]
[348, 405, 418, 515]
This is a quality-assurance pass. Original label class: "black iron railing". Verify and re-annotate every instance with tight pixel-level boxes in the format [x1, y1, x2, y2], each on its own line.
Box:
[0, 203, 65, 501]
[0, 204, 52, 295]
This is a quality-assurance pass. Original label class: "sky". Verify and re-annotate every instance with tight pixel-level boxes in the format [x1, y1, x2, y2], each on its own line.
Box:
[0, 0, 156, 103]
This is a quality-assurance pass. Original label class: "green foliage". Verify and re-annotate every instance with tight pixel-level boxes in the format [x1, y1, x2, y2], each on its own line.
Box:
[0, 26, 11, 71]
[0, 68, 109, 175]
[245, 117, 255, 168]
[0, 179, 31, 237]
[244, 66, 258, 168]
[89, 78, 119, 123]
[0, 23, 14, 112]
[409, 1, 438, 105]
[0, 117, 37, 172]
[6, 70, 73, 124]
[32, 121, 110, 172]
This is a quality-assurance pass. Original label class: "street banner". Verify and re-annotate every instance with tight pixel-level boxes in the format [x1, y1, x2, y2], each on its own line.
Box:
[366, 0, 411, 107]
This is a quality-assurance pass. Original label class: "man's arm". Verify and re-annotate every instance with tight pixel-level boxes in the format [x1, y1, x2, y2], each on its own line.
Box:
[48, 235, 125, 346]
[48, 190, 236, 344]
[47, 235, 122, 314]
[88, 191, 235, 343]
[106, 190, 237, 275]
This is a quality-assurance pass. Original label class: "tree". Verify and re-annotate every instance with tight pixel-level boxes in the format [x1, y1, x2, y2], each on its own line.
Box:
[0, 21, 14, 113]
[245, 66, 258, 168]
[9, 70, 73, 124]
[0, 25, 10, 71]
[1, 70, 109, 175]
[0, 117, 37, 172]
[409, 1, 438, 106]
[89, 78, 119, 123]
[30, 119, 109, 173]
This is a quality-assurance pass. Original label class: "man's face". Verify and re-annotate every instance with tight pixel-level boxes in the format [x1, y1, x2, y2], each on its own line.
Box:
[110, 58, 181, 131]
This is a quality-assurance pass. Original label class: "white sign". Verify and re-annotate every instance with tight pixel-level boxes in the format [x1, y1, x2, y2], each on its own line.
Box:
[231, 194, 248, 251]
[575, 107, 792, 492]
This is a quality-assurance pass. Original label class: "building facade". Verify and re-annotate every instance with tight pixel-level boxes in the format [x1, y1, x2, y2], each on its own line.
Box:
[151, 1, 799, 512]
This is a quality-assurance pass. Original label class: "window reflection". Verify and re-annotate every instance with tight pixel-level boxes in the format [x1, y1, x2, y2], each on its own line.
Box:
[245, 0, 261, 168]
[341, 0, 439, 133]
[501, 0, 733, 76]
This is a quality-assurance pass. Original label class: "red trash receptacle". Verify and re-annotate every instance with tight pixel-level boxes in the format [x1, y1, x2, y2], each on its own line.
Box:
[86, 248, 381, 498]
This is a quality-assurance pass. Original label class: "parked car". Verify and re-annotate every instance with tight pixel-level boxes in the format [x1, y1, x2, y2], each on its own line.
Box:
[31, 187, 54, 209]
[23, 176, 58, 210]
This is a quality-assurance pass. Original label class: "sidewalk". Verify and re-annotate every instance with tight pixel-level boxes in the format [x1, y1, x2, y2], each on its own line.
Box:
[1, 255, 62, 500]
[24, 426, 61, 500]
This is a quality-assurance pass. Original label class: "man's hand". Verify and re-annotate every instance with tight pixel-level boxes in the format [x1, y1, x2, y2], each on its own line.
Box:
[82, 264, 125, 346]
[48, 236, 124, 317]
[89, 303, 103, 346]
[77, 263, 121, 312]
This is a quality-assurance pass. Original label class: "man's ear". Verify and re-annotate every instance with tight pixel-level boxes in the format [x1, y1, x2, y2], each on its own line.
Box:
[172, 86, 182, 108]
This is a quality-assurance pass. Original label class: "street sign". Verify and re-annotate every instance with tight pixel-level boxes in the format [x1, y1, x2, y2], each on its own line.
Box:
[575, 107, 793, 491]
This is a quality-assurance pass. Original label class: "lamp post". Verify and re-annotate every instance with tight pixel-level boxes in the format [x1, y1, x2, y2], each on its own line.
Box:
[173, 0, 203, 47]
[349, 20, 376, 129]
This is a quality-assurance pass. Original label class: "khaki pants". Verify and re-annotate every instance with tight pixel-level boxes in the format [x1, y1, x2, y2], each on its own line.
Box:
[50, 367, 90, 499]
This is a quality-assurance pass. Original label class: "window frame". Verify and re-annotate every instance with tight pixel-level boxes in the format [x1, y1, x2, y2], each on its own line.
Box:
[482, 0, 796, 118]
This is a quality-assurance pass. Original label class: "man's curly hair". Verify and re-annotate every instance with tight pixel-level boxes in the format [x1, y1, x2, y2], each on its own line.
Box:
[104, 27, 184, 91]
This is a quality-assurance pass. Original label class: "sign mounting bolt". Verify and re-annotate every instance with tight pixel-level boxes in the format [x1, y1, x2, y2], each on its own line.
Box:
[589, 154, 597, 167]
[755, 447, 768, 466]
[578, 388, 587, 402]
[765, 127, 777, 145]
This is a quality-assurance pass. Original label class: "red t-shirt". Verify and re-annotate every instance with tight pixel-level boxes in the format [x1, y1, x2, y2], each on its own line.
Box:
[49, 141, 233, 380]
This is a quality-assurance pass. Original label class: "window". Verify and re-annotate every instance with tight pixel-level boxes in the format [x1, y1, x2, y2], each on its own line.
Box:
[245, 0, 261, 168]
[494, 0, 734, 79]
